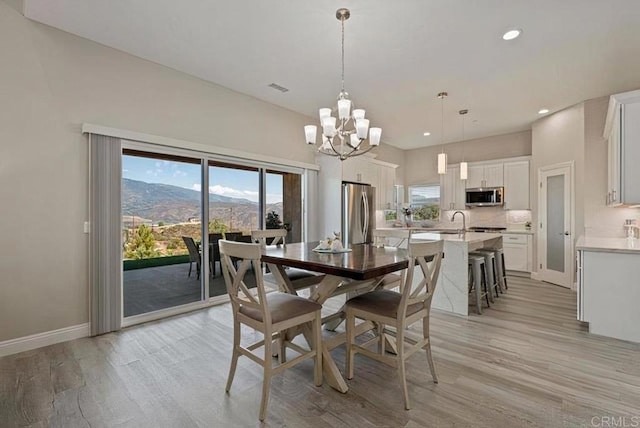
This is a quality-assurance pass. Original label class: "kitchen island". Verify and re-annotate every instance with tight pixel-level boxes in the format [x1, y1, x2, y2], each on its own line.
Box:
[411, 232, 503, 316]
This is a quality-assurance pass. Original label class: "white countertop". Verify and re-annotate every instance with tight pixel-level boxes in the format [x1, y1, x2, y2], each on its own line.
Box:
[502, 229, 534, 235]
[576, 236, 640, 253]
[411, 231, 503, 244]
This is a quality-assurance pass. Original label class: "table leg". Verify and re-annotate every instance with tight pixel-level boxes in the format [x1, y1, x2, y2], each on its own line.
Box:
[265, 268, 349, 393]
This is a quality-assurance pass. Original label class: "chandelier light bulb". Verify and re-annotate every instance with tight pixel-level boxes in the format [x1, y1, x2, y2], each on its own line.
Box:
[369, 127, 382, 146]
[356, 119, 369, 139]
[349, 133, 360, 147]
[319, 108, 332, 120]
[338, 99, 351, 120]
[304, 125, 317, 145]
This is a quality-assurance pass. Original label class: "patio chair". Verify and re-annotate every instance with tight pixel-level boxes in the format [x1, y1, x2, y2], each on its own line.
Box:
[182, 236, 201, 280]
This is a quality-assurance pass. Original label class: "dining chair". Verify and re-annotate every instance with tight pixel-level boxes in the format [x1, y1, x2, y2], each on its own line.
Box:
[182, 236, 201, 280]
[372, 229, 412, 290]
[345, 239, 444, 410]
[219, 240, 323, 421]
[251, 229, 325, 292]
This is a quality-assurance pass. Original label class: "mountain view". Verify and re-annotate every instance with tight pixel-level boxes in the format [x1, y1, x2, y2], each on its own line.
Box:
[122, 178, 283, 228]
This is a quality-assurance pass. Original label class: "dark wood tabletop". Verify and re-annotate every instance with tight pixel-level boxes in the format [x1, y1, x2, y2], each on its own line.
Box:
[262, 242, 410, 281]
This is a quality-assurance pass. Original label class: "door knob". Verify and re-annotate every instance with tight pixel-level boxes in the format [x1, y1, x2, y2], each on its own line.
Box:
[558, 231, 570, 236]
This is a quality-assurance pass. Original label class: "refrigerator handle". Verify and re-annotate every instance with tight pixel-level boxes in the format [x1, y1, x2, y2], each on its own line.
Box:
[362, 191, 369, 242]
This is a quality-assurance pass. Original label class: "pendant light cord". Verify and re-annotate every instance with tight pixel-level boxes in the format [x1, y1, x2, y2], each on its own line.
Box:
[440, 94, 445, 155]
[341, 16, 345, 93]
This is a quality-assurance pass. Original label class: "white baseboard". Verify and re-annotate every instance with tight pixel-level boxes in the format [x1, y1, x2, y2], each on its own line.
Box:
[0, 323, 90, 358]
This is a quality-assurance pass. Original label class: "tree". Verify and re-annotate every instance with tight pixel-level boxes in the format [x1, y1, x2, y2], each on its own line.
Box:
[124, 224, 160, 260]
[266, 211, 283, 229]
[209, 218, 229, 233]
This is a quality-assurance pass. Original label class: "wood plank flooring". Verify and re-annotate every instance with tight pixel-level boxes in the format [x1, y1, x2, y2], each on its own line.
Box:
[1, 276, 639, 427]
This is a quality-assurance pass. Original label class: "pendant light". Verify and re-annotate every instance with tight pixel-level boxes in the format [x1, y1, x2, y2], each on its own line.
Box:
[459, 109, 468, 180]
[437, 92, 448, 175]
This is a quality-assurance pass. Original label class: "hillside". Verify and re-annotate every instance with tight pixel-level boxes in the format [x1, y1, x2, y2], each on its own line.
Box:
[122, 178, 283, 227]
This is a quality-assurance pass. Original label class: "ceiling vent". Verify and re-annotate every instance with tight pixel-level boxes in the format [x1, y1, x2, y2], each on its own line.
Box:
[268, 83, 289, 93]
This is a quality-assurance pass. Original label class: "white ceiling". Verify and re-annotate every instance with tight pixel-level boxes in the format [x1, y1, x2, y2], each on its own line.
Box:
[23, 0, 640, 149]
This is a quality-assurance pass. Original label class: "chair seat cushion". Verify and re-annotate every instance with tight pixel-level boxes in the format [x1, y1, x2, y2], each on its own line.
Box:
[346, 290, 424, 319]
[240, 293, 321, 324]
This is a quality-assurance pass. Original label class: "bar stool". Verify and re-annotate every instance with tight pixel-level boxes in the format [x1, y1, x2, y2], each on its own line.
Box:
[480, 248, 508, 293]
[470, 250, 499, 302]
[468, 255, 490, 314]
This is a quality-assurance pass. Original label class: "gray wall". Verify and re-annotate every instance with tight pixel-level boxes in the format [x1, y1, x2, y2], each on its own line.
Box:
[403, 130, 532, 186]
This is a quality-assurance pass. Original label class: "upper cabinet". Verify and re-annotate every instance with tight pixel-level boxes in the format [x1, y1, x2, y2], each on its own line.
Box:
[440, 165, 466, 211]
[604, 89, 640, 206]
[342, 156, 376, 185]
[503, 160, 530, 210]
[466, 163, 504, 188]
[375, 163, 397, 210]
[440, 157, 530, 211]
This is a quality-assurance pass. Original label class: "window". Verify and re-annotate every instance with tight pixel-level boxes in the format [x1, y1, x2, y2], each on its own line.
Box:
[409, 184, 440, 221]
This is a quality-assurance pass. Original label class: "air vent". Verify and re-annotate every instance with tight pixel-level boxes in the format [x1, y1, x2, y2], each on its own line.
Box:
[268, 83, 289, 93]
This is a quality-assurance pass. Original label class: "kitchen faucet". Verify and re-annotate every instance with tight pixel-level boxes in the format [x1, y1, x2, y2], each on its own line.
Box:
[451, 211, 466, 235]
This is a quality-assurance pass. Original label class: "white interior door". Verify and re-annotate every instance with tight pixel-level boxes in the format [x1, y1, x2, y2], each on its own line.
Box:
[538, 163, 573, 288]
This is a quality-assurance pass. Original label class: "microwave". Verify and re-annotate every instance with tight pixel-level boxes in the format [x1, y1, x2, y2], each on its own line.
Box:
[465, 187, 504, 207]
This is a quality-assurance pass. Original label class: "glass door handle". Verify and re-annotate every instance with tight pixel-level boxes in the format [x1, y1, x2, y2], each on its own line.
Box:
[558, 232, 570, 236]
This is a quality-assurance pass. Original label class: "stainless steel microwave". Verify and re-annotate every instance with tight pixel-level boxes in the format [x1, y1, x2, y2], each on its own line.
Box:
[465, 187, 504, 207]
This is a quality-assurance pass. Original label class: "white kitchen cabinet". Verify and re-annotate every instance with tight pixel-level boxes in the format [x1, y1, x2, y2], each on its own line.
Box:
[604, 89, 640, 206]
[503, 160, 530, 209]
[342, 156, 376, 185]
[440, 165, 466, 211]
[502, 233, 532, 272]
[466, 163, 503, 188]
[578, 246, 640, 343]
[375, 163, 396, 210]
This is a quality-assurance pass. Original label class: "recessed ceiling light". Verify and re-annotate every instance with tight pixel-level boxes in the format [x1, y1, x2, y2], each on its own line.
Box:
[538, 108, 549, 114]
[502, 29, 522, 41]
[423, 132, 431, 136]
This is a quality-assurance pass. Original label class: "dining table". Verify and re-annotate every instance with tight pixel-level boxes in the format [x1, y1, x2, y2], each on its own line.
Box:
[262, 241, 412, 393]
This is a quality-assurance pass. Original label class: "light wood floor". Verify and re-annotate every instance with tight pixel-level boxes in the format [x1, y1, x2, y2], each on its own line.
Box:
[1, 276, 639, 427]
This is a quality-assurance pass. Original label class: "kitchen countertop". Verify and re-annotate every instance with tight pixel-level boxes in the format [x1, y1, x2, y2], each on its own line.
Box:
[576, 236, 640, 253]
[411, 232, 503, 244]
[502, 229, 534, 235]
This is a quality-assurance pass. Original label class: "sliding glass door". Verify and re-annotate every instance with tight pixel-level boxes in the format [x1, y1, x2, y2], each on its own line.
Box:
[208, 161, 260, 297]
[120, 143, 307, 319]
[121, 150, 204, 317]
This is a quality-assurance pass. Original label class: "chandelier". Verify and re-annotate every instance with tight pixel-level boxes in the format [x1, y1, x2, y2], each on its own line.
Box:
[304, 8, 382, 161]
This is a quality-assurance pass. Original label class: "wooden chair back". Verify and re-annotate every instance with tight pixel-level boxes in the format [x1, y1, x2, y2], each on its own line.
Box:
[372, 229, 411, 248]
[251, 229, 287, 247]
[400, 240, 444, 318]
[219, 240, 270, 325]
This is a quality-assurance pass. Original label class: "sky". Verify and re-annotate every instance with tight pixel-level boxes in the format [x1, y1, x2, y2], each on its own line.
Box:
[122, 155, 283, 203]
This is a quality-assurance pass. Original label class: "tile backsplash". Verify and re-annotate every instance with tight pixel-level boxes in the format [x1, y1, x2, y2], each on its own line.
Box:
[378, 207, 532, 229]
[436, 207, 531, 229]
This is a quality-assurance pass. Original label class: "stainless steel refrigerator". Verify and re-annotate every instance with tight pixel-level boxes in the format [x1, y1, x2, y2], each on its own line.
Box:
[342, 182, 376, 247]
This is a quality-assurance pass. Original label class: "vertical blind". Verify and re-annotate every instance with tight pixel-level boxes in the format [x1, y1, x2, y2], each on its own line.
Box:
[89, 134, 122, 335]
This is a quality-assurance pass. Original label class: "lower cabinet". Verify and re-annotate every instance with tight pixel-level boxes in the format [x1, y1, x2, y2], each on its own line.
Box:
[578, 249, 640, 343]
[502, 233, 532, 272]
